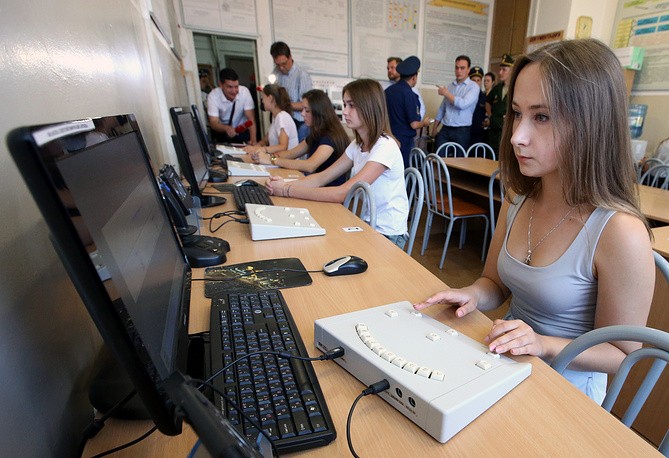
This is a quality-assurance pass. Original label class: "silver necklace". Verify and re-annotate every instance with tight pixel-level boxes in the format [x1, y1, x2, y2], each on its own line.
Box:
[525, 199, 575, 265]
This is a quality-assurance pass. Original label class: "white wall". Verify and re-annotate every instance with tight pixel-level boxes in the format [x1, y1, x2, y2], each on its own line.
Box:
[528, 0, 617, 40]
[0, 0, 189, 454]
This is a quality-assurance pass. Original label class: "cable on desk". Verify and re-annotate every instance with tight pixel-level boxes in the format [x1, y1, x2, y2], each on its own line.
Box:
[346, 379, 390, 458]
[206, 211, 249, 233]
[90, 425, 158, 458]
[76, 389, 137, 457]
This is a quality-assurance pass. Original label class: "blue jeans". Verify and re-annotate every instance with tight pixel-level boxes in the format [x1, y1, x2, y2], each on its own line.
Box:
[384, 233, 407, 250]
[435, 125, 471, 153]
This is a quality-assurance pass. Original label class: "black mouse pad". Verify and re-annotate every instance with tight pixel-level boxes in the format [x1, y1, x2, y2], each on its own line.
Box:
[203, 257, 312, 297]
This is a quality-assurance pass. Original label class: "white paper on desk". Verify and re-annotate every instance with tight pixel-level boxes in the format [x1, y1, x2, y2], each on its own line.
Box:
[215, 145, 246, 155]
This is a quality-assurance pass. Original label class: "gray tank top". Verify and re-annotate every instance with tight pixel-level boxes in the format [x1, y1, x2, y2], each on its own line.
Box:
[498, 196, 615, 339]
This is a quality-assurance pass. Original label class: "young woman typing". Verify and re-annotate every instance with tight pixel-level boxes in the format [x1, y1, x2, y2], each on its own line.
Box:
[243, 84, 298, 155]
[264, 79, 409, 248]
[251, 89, 350, 186]
[414, 39, 655, 403]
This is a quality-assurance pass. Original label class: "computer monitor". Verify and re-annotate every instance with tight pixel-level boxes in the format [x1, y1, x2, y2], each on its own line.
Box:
[191, 103, 211, 151]
[170, 107, 210, 193]
[169, 107, 226, 206]
[6, 116, 263, 456]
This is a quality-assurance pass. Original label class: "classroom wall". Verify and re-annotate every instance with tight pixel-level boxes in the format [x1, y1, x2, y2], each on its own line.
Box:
[0, 0, 188, 455]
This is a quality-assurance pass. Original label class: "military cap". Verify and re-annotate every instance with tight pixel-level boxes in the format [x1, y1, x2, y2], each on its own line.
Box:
[396, 56, 421, 76]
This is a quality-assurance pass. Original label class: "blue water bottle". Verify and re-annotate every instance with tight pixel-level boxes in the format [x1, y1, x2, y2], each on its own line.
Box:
[628, 104, 647, 139]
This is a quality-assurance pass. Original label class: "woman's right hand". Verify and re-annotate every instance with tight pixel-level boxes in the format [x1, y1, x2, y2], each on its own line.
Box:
[413, 287, 479, 318]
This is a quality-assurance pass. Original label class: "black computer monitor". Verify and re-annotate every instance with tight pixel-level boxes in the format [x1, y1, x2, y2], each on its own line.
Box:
[169, 107, 226, 206]
[170, 107, 210, 193]
[191, 103, 211, 151]
[7, 115, 189, 434]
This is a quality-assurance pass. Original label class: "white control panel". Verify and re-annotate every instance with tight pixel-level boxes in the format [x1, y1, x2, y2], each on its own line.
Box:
[245, 203, 326, 240]
[314, 301, 531, 443]
[227, 162, 270, 177]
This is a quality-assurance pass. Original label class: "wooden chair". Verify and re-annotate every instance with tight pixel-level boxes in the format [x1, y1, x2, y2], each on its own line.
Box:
[404, 167, 424, 256]
[343, 181, 376, 230]
[466, 142, 496, 160]
[420, 154, 489, 268]
[434, 141, 466, 158]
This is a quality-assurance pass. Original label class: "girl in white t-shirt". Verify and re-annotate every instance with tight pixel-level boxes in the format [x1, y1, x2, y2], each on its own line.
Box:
[244, 84, 298, 155]
[265, 79, 409, 247]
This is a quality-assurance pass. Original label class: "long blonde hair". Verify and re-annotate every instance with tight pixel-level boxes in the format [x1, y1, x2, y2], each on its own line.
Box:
[499, 39, 649, 233]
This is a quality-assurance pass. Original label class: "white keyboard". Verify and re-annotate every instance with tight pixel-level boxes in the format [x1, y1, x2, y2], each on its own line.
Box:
[215, 145, 246, 156]
[245, 203, 326, 240]
[314, 302, 531, 443]
[227, 162, 270, 177]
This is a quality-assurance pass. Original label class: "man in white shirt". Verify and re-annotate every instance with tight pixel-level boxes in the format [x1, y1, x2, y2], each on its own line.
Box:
[207, 68, 257, 144]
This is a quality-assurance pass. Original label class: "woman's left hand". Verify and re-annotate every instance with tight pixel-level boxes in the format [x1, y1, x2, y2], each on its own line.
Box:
[485, 319, 546, 358]
[265, 175, 286, 196]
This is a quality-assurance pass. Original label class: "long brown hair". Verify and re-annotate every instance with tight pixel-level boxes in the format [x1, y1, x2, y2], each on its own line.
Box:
[342, 79, 392, 148]
[302, 89, 349, 160]
[262, 84, 292, 114]
[499, 39, 648, 232]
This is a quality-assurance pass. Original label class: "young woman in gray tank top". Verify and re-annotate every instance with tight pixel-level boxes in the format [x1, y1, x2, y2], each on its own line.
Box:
[414, 39, 655, 403]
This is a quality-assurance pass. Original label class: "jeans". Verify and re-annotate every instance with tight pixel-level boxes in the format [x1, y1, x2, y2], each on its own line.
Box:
[435, 125, 471, 153]
[384, 233, 407, 250]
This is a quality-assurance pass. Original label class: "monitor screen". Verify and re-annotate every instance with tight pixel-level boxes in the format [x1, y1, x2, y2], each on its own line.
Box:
[191, 103, 211, 151]
[170, 107, 209, 195]
[7, 115, 190, 435]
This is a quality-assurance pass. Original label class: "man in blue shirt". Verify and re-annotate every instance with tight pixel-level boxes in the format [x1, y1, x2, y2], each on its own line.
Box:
[385, 56, 432, 168]
[432, 55, 480, 152]
[270, 41, 313, 142]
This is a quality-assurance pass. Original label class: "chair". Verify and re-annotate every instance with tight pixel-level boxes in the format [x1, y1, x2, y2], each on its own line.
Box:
[343, 181, 376, 230]
[637, 157, 665, 182]
[551, 325, 669, 456]
[466, 142, 496, 160]
[434, 141, 466, 158]
[404, 167, 424, 256]
[421, 154, 489, 268]
[409, 147, 427, 173]
[640, 164, 669, 189]
[488, 168, 505, 238]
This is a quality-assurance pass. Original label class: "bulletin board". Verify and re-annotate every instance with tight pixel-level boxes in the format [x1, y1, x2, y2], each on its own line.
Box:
[181, 0, 259, 36]
[613, 0, 669, 91]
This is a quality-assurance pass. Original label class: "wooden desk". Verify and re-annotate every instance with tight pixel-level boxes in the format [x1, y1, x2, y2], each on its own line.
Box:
[443, 157, 498, 200]
[84, 182, 659, 457]
[640, 184, 669, 224]
[652, 225, 669, 257]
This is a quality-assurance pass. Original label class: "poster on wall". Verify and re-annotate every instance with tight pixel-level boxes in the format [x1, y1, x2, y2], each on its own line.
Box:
[422, 0, 490, 86]
[351, 0, 421, 79]
[182, 0, 258, 36]
[272, 0, 349, 76]
[613, 0, 669, 91]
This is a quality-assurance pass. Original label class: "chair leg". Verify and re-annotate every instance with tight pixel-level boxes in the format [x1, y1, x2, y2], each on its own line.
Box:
[439, 220, 455, 269]
[459, 220, 467, 248]
[481, 218, 490, 261]
[421, 212, 434, 255]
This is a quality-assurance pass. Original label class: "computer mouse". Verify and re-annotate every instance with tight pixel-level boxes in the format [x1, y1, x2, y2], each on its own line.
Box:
[323, 255, 368, 276]
[236, 179, 258, 187]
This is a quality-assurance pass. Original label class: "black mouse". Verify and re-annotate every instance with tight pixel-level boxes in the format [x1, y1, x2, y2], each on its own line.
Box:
[323, 255, 368, 276]
[236, 179, 258, 187]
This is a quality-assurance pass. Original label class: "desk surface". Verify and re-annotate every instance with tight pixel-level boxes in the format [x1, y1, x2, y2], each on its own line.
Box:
[84, 173, 658, 457]
[652, 225, 669, 257]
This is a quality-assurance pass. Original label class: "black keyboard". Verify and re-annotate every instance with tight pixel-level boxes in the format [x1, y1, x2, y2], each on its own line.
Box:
[232, 185, 273, 211]
[208, 290, 336, 453]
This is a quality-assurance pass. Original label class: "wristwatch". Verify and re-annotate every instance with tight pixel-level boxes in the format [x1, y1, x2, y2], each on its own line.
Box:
[270, 153, 277, 165]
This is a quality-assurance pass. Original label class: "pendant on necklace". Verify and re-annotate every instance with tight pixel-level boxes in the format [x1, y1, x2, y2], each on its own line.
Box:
[525, 250, 532, 265]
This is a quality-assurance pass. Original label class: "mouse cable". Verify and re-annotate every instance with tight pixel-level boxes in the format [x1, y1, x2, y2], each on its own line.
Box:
[187, 377, 280, 458]
[201, 210, 245, 220]
[191, 267, 325, 282]
[205, 346, 345, 386]
[209, 215, 249, 233]
[89, 425, 158, 458]
[76, 389, 137, 457]
[347, 379, 390, 458]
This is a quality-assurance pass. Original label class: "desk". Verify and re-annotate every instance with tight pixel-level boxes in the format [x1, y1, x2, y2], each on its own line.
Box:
[84, 178, 658, 456]
[652, 225, 669, 257]
[640, 185, 669, 224]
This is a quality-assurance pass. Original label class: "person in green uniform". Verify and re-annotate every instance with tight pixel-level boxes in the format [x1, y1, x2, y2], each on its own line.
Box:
[485, 53, 514, 153]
